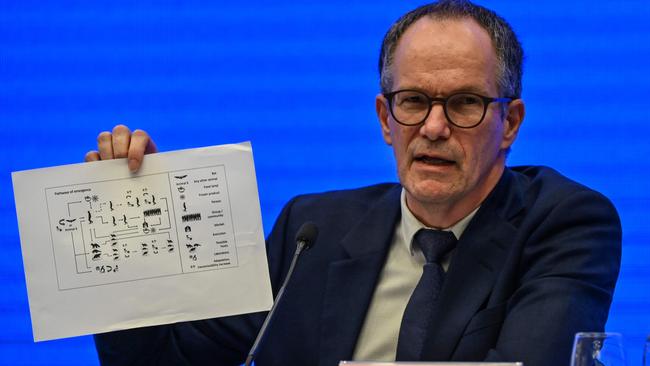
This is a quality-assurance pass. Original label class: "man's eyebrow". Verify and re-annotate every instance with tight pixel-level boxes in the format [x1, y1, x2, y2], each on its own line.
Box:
[447, 85, 492, 95]
[398, 85, 493, 96]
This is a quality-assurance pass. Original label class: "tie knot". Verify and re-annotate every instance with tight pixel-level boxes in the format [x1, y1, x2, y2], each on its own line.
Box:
[413, 228, 457, 263]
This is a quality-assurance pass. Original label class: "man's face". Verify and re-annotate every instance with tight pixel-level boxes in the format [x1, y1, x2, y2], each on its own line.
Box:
[376, 17, 524, 227]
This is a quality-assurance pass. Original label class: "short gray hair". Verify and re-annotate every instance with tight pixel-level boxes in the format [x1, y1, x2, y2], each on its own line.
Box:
[378, 0, 524, 98]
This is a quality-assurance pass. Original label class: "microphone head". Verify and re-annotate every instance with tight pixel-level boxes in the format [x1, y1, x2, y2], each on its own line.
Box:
[295, 222, 318, 249]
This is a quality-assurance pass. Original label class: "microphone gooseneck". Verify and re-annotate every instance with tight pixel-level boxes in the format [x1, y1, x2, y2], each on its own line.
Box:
[243, 222, 319, 366]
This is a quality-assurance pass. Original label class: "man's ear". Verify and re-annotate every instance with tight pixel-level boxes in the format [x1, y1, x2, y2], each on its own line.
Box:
[376, 94, 393, 145]
[500, 98, 525, 150]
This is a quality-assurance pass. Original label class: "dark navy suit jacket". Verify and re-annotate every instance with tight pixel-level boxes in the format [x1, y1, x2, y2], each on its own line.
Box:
[95, 166, 622, 366]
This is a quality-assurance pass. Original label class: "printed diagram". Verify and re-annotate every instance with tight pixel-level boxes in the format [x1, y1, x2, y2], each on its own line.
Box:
[45, 166, 238, 290]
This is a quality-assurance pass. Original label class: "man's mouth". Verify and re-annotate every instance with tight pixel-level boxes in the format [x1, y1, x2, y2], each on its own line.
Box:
[414, 155, 455, 166]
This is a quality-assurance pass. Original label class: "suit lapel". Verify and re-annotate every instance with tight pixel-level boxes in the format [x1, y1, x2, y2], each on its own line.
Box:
[420, 168, 525, 360]
[318, 186, 402, 366]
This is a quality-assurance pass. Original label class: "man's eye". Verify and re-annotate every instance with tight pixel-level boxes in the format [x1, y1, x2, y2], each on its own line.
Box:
[405, 96, 425, 103]
[457, 95, 480, 105]
[448, 95, 484, 112]
[399, 95, 427, 106]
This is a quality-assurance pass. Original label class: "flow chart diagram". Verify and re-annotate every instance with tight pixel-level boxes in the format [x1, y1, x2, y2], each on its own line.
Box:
[45, 165, 238, 290]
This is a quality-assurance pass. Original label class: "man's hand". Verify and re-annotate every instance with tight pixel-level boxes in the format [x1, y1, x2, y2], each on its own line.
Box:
[84, 125, 158, 172]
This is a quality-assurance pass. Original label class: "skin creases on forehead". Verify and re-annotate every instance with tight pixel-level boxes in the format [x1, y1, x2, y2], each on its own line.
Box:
[390, 17, 500, 97]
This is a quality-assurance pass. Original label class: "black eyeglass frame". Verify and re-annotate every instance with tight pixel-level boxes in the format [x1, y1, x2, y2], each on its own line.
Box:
[383, 89, 513, 129]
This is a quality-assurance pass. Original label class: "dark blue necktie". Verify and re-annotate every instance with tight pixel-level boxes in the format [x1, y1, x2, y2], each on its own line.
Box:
[396, 228, 457, 360]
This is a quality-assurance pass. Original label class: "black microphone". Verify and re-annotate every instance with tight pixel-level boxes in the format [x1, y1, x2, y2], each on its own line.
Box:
[244, 222, 319, 366]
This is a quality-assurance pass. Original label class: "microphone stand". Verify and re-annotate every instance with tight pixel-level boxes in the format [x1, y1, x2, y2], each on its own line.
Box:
[243, 227, 315, 366]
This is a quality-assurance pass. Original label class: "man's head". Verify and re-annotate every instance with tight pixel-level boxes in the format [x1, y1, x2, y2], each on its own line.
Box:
[375, 0, 526, 228]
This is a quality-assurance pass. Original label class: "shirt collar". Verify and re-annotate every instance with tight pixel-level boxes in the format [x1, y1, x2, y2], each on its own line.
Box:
[399, 188, 479, 255]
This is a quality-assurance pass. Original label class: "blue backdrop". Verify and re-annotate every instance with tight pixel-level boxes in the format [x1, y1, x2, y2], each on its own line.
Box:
[1, 1, 648, 365]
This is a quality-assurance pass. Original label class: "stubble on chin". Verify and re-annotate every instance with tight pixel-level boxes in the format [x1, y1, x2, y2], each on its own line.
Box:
[402, 166, 464, 206]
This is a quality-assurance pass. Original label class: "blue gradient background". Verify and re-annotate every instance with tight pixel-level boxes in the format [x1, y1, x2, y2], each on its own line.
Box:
[1, 1, 648, 365]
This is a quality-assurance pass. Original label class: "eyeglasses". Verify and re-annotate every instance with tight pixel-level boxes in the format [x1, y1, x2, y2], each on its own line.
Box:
[383, 89, 512, 128]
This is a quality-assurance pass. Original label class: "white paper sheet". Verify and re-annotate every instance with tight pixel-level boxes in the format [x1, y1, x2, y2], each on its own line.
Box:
[12, 141, 273, 341]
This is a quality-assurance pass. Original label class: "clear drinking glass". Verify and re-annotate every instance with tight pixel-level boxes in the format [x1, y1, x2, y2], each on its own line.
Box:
[571, 332, 626, 366]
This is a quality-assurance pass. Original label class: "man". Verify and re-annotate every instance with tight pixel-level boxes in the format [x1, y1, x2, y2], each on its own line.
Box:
[91, 1, 621, 365]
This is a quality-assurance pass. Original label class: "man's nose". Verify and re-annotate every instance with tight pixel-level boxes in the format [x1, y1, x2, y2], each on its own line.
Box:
[419, 103, 451, 140]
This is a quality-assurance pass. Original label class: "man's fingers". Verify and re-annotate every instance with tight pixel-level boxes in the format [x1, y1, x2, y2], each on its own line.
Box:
[127, 129, 157, 172]
[111, 125, 132, 159]
[85, 151, 101, 162]
[90, 125, 156, 173]
[97, 131, 114, 160]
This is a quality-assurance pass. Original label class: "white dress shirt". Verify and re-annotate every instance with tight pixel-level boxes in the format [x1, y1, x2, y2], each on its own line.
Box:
[352, 189, 478, 361]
